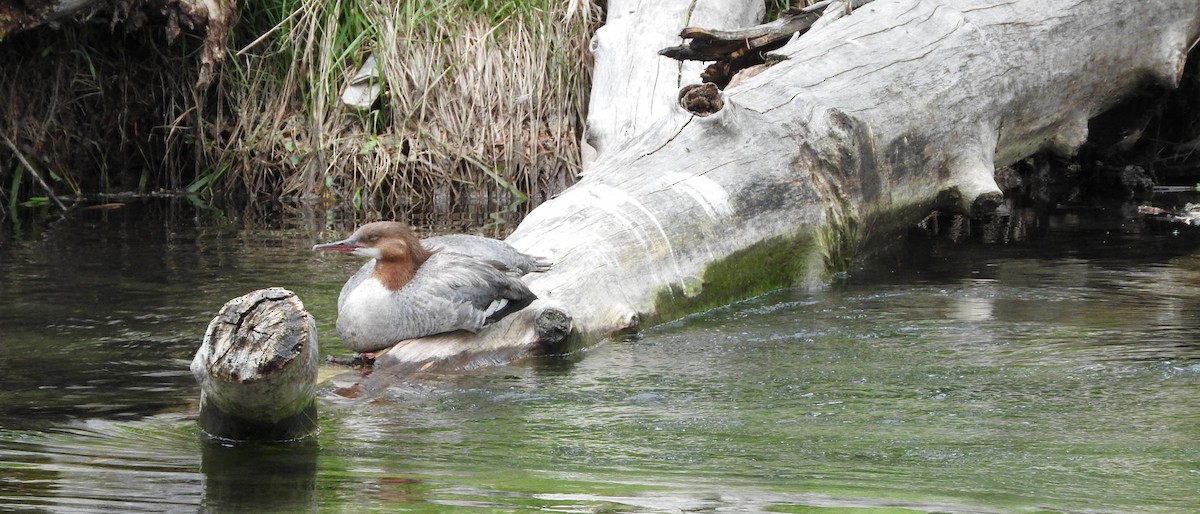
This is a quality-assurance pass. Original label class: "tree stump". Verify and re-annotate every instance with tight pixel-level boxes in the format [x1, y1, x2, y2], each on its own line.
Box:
[191, 288, 319, 441]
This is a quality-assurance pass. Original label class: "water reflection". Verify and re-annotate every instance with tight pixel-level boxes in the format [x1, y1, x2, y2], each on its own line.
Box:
[0, 417, 201, 511]
[200, 441, 318, 512]
[0, 200, 348, 433]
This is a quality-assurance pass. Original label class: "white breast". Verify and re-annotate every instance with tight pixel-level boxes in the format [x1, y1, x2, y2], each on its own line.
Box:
[338, 278, 394, 341]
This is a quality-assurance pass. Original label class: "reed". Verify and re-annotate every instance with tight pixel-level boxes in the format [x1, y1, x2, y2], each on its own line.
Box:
[204, 0, 602, 225]
[0, 0, 599, 227]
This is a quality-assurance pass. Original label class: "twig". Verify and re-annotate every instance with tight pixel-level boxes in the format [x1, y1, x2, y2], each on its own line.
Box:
[1, 133, 68, 211]
[800, 0, 835, 14]
[236, 4, 307, 56]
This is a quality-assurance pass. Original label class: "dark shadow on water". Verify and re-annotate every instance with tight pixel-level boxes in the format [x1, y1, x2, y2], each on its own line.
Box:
[855, 198, 1200, 286]
[2, 192, 534, 245]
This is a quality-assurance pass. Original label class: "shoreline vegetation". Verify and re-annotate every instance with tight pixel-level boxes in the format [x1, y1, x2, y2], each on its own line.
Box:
[0, 0, 601, 228]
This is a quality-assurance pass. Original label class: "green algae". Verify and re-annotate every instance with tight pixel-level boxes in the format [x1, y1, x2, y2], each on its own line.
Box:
[652, 204, 866, 324]
[652, 234, 817, 323]
[819, 204, 863, 277]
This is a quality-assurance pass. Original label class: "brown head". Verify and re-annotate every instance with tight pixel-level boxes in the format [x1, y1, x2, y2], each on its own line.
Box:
[313, 221, 434, 290]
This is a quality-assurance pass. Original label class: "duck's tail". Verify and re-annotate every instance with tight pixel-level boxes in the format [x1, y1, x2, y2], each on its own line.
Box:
[484, 280, 538, 324]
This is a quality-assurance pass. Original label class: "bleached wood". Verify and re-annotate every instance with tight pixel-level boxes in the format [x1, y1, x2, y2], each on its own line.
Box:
[582, 0, 765, 166]
[362, 0, 1200, 388]
[192, 288, 318, 440]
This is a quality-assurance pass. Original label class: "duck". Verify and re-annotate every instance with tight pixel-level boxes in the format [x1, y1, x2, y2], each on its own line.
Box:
[312, 221, 549, 353]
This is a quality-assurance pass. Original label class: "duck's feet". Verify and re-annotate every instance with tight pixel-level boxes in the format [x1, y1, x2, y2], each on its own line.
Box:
[325, 352, 376, 368]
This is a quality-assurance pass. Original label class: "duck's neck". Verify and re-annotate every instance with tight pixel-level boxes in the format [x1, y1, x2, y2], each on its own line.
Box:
[370, 242, 434, 291]
[372, 259, 418, 291]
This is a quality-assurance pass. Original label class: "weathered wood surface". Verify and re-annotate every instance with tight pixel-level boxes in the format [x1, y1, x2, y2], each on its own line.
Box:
[192, 288, 318, 441]
[351, 0, 1200, 393]
[580, 0, 765, 165]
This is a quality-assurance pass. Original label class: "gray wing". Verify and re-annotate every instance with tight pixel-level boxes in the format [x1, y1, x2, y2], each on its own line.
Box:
[337, 289, 485, 353]
[423, 234, 551, 274]
[337, 253, 538, 352]
[413, 252, 538, 310]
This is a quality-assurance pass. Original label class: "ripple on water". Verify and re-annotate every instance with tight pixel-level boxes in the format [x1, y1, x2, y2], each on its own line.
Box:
[2, 206, 1200, 512]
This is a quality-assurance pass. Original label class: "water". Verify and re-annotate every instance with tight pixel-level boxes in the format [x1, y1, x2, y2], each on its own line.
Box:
[1, 200, 1198, 512]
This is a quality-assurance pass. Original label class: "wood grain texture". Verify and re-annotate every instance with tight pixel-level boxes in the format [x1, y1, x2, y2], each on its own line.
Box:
[192, 288, 318, 440]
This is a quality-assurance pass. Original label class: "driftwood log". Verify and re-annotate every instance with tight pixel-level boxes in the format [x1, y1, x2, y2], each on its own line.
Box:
[191, 288, 319, 441]
[353, 0, 1200, 392]
[193, 0, 1200, 405]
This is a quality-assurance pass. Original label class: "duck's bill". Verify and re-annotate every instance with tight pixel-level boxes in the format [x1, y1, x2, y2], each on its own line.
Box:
[312, 239, 357, 252]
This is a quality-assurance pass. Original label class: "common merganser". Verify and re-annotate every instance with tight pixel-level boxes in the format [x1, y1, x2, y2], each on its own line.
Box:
[312, 221, 549, 353]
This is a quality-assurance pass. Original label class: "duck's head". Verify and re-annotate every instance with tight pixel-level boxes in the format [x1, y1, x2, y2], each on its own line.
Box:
[313, 221, 432, 267]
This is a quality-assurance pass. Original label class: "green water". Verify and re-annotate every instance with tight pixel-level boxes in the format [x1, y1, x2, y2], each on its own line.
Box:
[0, 201, 1198, 512]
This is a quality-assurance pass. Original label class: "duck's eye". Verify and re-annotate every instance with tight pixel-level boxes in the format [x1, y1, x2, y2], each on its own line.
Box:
[366, 234, 380, 243]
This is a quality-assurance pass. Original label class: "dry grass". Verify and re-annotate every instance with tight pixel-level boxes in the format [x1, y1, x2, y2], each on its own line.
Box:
[0, 1, 599, 230]
[206, 0, 602, 228]
[0, 18, 203, 213]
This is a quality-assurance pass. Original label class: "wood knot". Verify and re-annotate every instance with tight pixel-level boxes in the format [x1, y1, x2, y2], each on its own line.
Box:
[533, 307, 573, 353]
[679, 83, 724, 116]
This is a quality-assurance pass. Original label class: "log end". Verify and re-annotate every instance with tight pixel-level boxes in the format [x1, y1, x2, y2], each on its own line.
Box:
[532, 306, 573, 353]
[939, 137, 1006, 218]
[196, 287, 314, 384]
[192, 288, 319, 441]
[969, 190, 1005, 218]
[942, 179, 1003, 218]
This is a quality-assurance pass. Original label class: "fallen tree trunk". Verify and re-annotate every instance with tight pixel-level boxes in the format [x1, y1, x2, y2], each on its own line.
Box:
[346, 0, 1200, 394]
